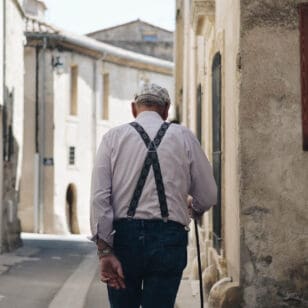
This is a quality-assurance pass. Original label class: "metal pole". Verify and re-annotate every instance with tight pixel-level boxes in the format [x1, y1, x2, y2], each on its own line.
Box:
[33, 45, 40, 233]
[38, 37, 47, 233]
[194, 218, 204, 308]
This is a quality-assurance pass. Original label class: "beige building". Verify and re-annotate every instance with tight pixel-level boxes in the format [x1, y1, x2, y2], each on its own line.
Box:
[0, 0, 25, 252]
[87, 19, 174, 61]
[175, 0, 308, 307]
[19, 1, 174, 236]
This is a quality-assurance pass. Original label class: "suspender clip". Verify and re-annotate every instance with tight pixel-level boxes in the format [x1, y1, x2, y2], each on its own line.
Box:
[127, 214, 134, 221]
[163, 217, 168, 223]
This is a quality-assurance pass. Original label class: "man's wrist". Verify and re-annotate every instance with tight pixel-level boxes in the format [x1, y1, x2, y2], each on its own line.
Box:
[97, 247, 114, 259]
[96, 239, 113, 259]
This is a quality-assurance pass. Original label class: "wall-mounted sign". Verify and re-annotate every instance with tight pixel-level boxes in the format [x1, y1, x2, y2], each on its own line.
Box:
[43, 158, 54, 166]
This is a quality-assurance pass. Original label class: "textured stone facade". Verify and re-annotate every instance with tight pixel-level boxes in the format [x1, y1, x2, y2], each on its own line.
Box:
[0, 0, 24, 253]
[87, 20, 174, 61]
[175, 0, 308, 307]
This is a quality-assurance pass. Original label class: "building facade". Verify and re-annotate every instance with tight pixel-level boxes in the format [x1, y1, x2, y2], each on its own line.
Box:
[87, 20, 174, 61]
[175, 0, 308, 307]
[0, 0, 25, 253]
[19, 4, 174, 236]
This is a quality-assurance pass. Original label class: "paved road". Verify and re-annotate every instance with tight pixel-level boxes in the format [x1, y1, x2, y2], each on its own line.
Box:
[0, 233, 199, 308]
[0, 233, 109, 308]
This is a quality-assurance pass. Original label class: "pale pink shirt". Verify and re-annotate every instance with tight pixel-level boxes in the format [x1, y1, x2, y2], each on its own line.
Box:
[90, 111, 217, 246]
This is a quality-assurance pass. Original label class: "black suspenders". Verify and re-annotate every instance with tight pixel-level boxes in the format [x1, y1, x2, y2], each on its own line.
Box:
[127, 121, 171, 221]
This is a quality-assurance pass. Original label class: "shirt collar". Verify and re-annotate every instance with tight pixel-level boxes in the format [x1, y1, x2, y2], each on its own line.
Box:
[135, 111, 163, 123]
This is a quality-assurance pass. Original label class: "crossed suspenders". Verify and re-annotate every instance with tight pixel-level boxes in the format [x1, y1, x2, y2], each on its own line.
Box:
[127, 121, 171, 221]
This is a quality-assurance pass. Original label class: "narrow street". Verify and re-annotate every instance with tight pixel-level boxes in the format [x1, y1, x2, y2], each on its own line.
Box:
[0, 233, 199, 308]
[0, 234, 109, 308]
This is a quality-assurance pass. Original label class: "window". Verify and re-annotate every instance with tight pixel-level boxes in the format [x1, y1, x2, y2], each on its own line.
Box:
[102, 73, 109, 120]
[212, 53, 222, 253]
[68, 146, 75, 165]
[70, 66, 78, 115]
[196, 84, 202, 143]
[143, 34, 158, 42]
[299, 4, 308, 151]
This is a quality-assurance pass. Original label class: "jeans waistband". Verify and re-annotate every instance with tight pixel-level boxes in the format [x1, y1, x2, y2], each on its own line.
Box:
[113, 218, 185, 230]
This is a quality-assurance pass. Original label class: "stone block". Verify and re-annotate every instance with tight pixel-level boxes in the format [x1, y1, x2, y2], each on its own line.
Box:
[208, 278, 241, 308]
[203, 264, 219, 298]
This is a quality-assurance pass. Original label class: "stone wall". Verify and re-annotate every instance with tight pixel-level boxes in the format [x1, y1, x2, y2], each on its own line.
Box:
[239, 1, 308, 306]
[89, 20, 173, 42]
[88, 20, 174, 61]
[0, 0, 24, 252]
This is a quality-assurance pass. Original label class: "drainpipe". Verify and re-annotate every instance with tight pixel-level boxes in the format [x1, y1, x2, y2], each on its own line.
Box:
[37, 37, 47, 233]
[0, 0, 6, 253]
[33, 46, 40, 233]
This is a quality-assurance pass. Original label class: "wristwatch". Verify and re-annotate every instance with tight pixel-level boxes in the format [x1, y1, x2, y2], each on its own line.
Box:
[97, 247, 113, 259]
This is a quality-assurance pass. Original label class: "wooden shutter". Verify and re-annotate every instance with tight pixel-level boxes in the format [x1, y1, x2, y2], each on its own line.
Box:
[299, 4, 308, 151]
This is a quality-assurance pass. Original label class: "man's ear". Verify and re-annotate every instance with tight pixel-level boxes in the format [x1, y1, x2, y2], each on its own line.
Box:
[131, 102, 138, 118]
[162, 103, 170, 121]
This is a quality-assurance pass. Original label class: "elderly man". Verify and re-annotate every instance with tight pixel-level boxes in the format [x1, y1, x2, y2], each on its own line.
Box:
[90, 83, 217, 308]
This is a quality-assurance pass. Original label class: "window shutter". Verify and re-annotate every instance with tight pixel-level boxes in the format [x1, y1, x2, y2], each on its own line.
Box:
[299, 4, 308, 151]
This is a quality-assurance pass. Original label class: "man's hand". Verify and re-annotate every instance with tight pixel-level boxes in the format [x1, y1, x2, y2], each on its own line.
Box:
[187, 196, 202, 223]
[100, 254, 126, 289]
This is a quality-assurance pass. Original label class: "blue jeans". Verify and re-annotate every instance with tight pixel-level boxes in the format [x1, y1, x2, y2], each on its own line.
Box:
[107, 219, 188, 308]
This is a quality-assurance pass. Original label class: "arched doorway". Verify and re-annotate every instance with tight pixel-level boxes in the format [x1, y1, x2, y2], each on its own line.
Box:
[212, 52, 222, 252]
[66, 184, 80, 234]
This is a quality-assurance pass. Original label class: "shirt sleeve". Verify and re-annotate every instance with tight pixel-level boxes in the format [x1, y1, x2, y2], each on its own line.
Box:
[184, 129, 217, 214]
[90, 132, 115, 247]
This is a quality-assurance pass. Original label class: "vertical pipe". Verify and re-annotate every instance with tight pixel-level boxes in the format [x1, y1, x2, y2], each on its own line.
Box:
[33, 46, 40, 233]
[39, 37, 47, 233]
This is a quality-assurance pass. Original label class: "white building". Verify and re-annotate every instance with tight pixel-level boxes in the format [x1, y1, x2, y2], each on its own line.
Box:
[19, 1, 174, 236]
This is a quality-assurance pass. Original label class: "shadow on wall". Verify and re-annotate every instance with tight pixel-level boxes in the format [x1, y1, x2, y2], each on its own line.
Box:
[1, 87, 22, 253]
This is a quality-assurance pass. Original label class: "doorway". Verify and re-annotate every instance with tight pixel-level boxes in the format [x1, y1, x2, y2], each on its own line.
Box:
[66, 184, 80, 234]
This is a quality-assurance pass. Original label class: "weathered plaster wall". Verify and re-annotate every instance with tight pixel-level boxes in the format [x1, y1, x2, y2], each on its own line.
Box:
[41, 50, 55, 234]
[210, 0, 241, 285]
[1, 0, 24, 251]
[0, 0, 3, 252]
[19, 47, 55, 234]
[0, 0, 3, 106]
[240, 1, 308, 306]
[19, 47, 35, 232]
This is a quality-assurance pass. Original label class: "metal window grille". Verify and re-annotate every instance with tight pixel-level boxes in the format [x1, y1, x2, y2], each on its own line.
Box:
[69, 146, 75, 165]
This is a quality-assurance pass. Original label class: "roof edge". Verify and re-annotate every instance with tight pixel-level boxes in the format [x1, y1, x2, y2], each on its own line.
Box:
[86, 18, 174, 36]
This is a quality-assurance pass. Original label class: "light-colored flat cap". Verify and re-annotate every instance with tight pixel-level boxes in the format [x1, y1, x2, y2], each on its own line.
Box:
[134, 83, 170, 106]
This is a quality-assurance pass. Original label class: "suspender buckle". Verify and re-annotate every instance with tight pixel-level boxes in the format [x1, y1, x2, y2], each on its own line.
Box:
[163, 216, 168, 223]
[127, 214, 134, 221]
